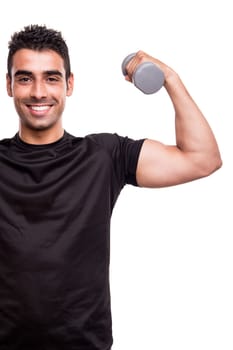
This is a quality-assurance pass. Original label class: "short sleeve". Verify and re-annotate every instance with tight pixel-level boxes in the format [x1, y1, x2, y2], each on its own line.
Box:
[87, 133, 145, 187]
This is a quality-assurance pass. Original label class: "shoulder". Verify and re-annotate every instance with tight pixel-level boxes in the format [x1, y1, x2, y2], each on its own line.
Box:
[84, 132, 143, 157]
[66, 131, 145, 159]
[85, 132, 144, 149]
[0, 136, 15, 149]
[66, 131, 121, 151]
[85, 132, 122, 148]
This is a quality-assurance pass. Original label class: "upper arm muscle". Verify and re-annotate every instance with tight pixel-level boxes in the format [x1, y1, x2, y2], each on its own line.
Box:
[136, 139, 200, 188]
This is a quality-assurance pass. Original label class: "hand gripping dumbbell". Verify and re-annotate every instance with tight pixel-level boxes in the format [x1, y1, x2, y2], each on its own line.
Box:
[121, 53, 165, 94]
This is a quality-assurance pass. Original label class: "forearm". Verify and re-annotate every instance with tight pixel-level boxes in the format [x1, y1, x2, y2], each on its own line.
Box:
[164, 69, 222, 172]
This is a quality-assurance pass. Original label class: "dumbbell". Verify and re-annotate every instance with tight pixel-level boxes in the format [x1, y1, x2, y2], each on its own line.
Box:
[121, 52, 165, 94]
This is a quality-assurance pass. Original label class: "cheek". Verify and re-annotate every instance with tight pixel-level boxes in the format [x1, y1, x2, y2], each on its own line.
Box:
[12, 86, 35, 101]
[9, 84, 24, 98]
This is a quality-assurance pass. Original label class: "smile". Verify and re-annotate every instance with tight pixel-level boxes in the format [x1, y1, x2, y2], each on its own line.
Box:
[29, 105, 51, 111]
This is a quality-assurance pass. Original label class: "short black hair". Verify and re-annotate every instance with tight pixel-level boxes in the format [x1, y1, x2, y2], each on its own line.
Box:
[7, 24, 71, 81]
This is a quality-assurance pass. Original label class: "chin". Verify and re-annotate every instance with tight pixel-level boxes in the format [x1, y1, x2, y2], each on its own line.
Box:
[27, 121, 58, 132]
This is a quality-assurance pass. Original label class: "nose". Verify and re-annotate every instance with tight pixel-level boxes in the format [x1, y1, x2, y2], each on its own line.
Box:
[30, 80, 47, 99]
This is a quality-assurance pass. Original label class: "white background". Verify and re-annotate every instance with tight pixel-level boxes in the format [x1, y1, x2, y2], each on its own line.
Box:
[0, 1, 232, 349]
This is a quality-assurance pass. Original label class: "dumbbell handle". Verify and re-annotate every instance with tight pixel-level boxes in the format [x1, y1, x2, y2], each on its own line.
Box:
[122, 53, 165, 94]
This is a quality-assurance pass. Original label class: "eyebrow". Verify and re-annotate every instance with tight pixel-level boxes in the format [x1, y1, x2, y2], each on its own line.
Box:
[14, 70, 63, 77]
[14, 70, 32, 77]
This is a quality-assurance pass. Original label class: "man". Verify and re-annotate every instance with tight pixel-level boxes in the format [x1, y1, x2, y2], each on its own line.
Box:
[0, 24, 222, 349]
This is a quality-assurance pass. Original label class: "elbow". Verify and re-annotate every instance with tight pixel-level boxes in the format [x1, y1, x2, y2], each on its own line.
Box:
[210, 150, 223, 173]
[200, 152, 223, 177]
[209, 158, 222, 176]
[215, 154, 223, 171]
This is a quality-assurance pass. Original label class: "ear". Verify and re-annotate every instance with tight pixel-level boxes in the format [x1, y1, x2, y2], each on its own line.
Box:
[6, 73, 13, 97]
[66, 73, 74, 97]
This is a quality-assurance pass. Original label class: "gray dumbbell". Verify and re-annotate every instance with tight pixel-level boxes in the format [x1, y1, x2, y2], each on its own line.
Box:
[122, 52, 165, 94]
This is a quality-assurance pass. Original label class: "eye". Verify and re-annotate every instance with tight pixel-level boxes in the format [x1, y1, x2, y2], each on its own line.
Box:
[17, 76, 31, 83]
[47, 76, 61, 83]
[48, 77, 58, 81]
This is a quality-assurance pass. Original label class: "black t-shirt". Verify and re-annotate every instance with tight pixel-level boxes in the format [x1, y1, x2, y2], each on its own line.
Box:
[0, 131, 145, 350]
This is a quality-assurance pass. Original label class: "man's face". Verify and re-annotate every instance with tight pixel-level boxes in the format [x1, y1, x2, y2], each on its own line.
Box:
[6, 48, 73, 134]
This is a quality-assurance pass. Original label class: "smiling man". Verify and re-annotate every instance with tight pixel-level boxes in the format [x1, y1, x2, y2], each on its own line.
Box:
[7, 47, 73, 144]
[0, 24, 222, 350]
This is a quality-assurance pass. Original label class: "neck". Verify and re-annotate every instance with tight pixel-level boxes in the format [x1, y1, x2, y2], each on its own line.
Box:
[19, 127, 65, 145]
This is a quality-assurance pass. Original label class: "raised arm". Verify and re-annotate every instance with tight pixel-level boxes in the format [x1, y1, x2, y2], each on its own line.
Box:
[124, 51, 222, 188]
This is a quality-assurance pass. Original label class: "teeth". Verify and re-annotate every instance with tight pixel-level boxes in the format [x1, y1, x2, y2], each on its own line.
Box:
[30, 105, 50, 111]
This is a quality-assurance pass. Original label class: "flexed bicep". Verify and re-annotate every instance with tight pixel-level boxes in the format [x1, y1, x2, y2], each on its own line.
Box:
[136, 139, 213, 188]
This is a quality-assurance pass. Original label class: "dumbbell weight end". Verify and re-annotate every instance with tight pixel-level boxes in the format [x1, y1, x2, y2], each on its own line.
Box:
[122, 53, 165, 94]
